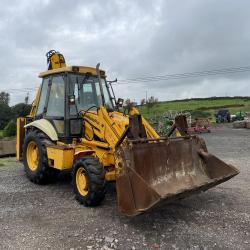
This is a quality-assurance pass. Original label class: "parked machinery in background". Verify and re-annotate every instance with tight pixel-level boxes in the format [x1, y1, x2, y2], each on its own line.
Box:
[188, 118, 211, 134]
[215, 109, 231, 123]
[231, 111, 245, 122]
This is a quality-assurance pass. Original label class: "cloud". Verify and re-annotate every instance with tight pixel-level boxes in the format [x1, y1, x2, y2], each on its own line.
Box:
[0, 0, 250, 105]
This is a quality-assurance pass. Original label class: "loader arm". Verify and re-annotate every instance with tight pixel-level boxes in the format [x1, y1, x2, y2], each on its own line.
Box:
[28, 87, 40, 118]
[82, 106, 159, 150]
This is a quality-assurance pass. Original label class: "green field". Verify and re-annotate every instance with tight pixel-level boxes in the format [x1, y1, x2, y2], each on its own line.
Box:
[0, 130, 3, 138]
[139, 97, 250, 120]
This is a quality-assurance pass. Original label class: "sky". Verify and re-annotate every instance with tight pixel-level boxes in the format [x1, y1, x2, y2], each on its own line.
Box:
[0, 0, 250, 105]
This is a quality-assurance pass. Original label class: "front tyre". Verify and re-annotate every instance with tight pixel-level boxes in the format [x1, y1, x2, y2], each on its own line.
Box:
[72, 157, 106, 206]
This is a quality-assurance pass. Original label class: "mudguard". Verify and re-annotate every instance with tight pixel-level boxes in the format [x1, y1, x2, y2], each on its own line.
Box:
[24, 119, 58, 141]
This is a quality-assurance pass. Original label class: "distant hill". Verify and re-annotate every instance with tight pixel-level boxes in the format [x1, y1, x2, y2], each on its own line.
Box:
[159, 96, 250, 103]
[139, 96, 250, 120]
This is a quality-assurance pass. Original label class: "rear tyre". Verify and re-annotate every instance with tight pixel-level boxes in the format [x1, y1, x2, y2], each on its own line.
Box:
[23, 130, 59, 184]
[72, 157, 106, 206]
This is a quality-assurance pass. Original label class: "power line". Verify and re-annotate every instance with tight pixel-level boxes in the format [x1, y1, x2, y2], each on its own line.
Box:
[1, 87, 38, 93]
[118, 66, 250, 82]
[1, 65, 250, 91]
[117, 66, 250, 84]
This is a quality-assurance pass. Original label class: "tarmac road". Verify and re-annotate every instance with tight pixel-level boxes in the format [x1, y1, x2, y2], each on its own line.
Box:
[0, 125, 249, 250]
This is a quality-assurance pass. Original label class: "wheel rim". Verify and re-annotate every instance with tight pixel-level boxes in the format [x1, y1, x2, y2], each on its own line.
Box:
[76, 167, 88, 196]
[26, 141, 39, 171]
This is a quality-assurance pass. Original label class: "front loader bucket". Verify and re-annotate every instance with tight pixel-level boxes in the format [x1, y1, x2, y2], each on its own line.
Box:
[115, 136, 239, 216]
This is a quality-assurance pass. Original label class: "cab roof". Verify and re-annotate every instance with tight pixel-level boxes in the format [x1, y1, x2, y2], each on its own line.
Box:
[39, 66, 106, 78]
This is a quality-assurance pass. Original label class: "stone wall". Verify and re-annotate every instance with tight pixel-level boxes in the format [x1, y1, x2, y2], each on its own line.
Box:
[0, 139, 16, 157]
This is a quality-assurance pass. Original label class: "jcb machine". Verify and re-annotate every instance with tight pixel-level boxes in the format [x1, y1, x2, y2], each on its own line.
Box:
[16, 50, 239, 216]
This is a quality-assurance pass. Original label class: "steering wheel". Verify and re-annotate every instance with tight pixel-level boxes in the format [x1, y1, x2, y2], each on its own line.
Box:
[78, 106, 98, 118]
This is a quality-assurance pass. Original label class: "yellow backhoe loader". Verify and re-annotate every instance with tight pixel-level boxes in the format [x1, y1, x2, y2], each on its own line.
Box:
[16, 50, 239, 216]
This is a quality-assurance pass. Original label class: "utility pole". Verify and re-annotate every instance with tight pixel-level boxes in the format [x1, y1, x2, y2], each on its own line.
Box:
[25, 92, 29, 105]
[146, 91, 147, 102]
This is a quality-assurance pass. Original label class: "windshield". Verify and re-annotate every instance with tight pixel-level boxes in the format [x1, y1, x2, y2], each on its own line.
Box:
[69, 73, 114, 114]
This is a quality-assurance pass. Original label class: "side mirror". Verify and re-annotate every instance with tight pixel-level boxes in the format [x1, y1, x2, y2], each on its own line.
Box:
[116, 98, 124, 107]
[68, 95, 75, 105]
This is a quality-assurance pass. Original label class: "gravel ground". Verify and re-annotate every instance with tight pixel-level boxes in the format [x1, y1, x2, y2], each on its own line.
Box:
[0, 125, 249, 250]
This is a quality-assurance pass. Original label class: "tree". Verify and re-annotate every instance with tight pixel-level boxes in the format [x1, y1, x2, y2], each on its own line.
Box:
[146, 96, 158, 110]
[11, 103, 32, 119]
[24, 92, 29, 105]
[0, 103, 12, 129]
[0, 102, 31, 136]
[140, 98, 146, 106]
[3, 120, 16, 137]
[0, 92, 10, 105]
[124, 98, 131, 107]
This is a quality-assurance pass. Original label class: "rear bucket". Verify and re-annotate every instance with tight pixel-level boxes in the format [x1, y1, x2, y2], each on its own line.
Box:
[115, 136, 239, 216]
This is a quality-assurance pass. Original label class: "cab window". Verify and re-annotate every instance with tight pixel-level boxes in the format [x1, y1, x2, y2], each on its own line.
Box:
[46, 75, 65, 117]
[36, 78, 49, 116]
[69, 74, 113, 114]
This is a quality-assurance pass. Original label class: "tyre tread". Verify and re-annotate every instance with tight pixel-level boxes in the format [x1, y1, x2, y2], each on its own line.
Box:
[22, 130, 59, 184]
[72, 157, 106, 206]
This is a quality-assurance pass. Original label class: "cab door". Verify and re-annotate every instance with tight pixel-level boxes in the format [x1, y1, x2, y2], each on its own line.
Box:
[45, 74, 65, 136]
[35, 74, 66, 138]
[35, 73, 83, 142]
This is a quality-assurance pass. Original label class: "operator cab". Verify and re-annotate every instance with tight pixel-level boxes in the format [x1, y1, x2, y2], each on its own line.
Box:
[36, 66, 115, 142]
